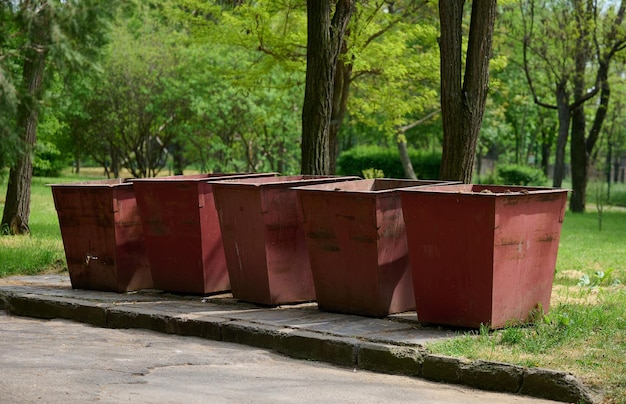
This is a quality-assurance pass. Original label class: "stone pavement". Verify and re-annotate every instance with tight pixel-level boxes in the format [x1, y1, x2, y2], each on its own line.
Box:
[0, 275, 597, 403]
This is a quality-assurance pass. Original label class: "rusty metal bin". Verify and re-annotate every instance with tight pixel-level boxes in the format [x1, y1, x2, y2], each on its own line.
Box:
[211, 175, 359, 305]
[295, 179, 456, 317]
[400, 184, 569, 329]
[132, 173, 276, 294]
[50, 179, 152, 292]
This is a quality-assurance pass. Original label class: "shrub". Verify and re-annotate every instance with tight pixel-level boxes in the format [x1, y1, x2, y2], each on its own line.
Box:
[485, 164, 547, 186]
[337, 145, 441, 179]
[33, 141, 68, 177]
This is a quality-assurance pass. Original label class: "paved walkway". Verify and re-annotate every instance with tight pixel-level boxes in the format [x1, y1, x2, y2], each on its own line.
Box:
[0, 312, 558, 403]
[0, 275, 597, 403]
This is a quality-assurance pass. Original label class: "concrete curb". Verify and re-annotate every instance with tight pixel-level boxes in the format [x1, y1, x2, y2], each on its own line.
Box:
[0, 285, 599, 403]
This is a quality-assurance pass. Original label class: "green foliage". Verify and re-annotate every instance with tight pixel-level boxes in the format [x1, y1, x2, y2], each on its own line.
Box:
[481, 164, 547, 186]
[337, 145, 441, 179]
[0, 12, 19, 177]
[32, 141, 68, 177]
[61, 1, 304, 177]
[608, 182, 626, 207]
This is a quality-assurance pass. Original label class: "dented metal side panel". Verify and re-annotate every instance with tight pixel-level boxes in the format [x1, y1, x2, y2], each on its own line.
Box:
[132, 173, 273, 295]
[402, 191, 496, 328]
[51, 181, 152, 293]
[212, 175, 358, 305]
[491, 192, 567, 327]
[296, 179, 442, 317]
[401, 185, 568, 329]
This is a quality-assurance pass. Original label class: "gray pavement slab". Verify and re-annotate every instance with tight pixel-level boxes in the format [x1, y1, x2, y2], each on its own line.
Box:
[0, 275, 599, 403]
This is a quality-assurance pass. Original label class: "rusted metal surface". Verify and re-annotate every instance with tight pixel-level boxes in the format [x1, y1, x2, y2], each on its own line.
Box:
[212, 175, 359, 305]
[50, 179, 152, 293]
[132, 173, 275, 294]
[400, 184, 568, 329]
[296, 179, 455, 317]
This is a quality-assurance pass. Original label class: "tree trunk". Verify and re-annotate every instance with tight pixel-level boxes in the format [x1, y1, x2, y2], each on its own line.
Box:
[329, 51, 352, 174]
[540, 129, 552, 177]
[553, 81, 570, 188]
[570, 104, 587, 212]
[301, 0, 354, 175]
[397, 138, 417, 179]
[438, 0, 497, 183]
[569, 1, 625, 211]
[1, 2, 49, 235]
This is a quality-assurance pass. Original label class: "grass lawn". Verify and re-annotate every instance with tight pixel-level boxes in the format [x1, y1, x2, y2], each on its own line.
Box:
[1, 172, 625, 402]
[0, 175, 68, 276]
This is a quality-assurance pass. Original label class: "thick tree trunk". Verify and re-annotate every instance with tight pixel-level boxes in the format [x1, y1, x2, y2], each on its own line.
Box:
[571, 58, 612, 212]
[1, 3, 49, 235]
[438, 0, 497, 183]
[329, 53, 352, 174]
[301, 0, 354, 175]
[570, 104, 587, 212]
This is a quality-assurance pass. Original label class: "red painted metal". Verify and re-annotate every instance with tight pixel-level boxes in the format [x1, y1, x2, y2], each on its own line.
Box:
[211, 175, 359, 305]
[50, 179, 152, 292]
[296, 179, 456, 317]
[400, 184, 568, 329]
[132, 173, 276, 294]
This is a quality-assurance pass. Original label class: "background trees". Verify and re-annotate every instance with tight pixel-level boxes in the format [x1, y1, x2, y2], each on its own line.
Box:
[516, 0, 626, 211]
[2, 0, 626, 233]
[1, 0, 118, 235]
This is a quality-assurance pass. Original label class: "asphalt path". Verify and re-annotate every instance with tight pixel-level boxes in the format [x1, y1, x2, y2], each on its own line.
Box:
[0, 312, 556, 403]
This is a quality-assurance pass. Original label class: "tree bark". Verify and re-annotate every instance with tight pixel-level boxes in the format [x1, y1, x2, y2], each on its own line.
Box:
[438, 0, 497, 183]
[397, 138, 417, 179]
[301, 0, 354, 175]
[570, 104, 587, 212]
[329, 51, 352, 174]
[1, 1, 49, 235]
[553, 81, 570, 187]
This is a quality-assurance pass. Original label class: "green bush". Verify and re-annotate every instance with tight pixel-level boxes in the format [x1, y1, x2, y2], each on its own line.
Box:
[337, 145, 441, 179]
[33, 141, 69, 177]
[484, 164, 547, 186]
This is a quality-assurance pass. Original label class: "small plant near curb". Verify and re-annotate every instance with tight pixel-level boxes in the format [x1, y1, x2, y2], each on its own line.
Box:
[577, 268, 621, 289]
[362, 168, 385, 179]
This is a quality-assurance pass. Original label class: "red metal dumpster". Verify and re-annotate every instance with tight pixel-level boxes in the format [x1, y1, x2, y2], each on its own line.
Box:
[296, 179, 456, 317]
[132, 173, 276, 294]
[50, 179, 152, 293]
[400, 184, 569, 329]
[211, 175, 359, 305]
